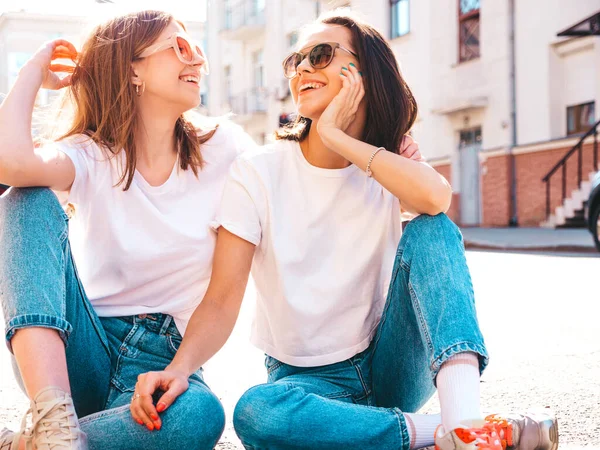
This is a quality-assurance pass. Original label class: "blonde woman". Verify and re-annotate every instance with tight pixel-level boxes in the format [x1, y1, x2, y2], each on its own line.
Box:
[0, 10, 254, 450]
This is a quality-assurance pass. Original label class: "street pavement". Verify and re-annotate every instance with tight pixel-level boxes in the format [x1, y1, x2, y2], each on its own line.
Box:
[1, 249, 599, 449]
[461, 227, 597, 254]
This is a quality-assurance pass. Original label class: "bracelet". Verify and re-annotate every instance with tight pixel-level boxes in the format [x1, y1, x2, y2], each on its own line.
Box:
[366, 147, 384, 178]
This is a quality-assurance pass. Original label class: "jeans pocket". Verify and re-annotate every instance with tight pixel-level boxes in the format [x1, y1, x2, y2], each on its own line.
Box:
[167, 335, 182, 354]
[265, 355, 284, 375]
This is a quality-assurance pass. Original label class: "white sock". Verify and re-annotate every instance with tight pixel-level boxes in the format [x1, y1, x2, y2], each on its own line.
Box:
[436, 352, 482, 432]
[403, 413, 441, 449]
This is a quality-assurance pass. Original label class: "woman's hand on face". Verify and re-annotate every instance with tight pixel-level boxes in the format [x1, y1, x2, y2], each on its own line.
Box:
[399, 135, 425, 162]
[25, 39, 78, 90]
[317, 63, 365, 141]
[130, 369, 189, 431]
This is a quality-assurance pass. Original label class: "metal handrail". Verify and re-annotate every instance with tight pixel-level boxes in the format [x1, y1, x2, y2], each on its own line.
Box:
[542, 118, 600, 217]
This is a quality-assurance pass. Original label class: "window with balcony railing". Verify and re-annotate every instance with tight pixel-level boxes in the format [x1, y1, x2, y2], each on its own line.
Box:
[458, 0, 480, 63]
[223, 0, 266, 31]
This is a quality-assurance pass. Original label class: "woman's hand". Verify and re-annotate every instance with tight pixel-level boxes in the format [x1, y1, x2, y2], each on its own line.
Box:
[24, 39, 78, 90]
[399, 135, 425, 162]
[317, 63, 365, 141]
[316, 65, 423, 163]
[130, 369, 190, 431]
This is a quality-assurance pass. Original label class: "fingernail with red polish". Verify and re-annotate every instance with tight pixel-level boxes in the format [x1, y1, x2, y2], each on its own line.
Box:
[151, 413, 159, 421]
[155, 422, 161, 430]
[147, 424, 154, 431]
[157, 402, 166, 413]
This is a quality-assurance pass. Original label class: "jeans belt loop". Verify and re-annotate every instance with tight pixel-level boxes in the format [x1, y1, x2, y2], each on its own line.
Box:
[159, 315, 173, 335]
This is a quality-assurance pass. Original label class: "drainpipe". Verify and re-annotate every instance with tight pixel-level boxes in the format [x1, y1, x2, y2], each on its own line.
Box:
[508, 0, 518, 226]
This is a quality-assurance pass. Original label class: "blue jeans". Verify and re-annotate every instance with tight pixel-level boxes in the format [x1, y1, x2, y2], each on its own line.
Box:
[0, 188, 225, 450]
[233, 213, 489, 450]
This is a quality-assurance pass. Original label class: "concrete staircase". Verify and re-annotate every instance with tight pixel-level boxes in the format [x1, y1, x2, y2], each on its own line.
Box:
[541, 171, 596, 228]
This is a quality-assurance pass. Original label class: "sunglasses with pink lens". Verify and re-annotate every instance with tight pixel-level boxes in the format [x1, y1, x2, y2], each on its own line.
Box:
[138, 32, 209, 74]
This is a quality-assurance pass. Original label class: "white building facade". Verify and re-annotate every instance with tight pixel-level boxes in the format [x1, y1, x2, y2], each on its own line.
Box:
[207, 0, 600, 227]
[0, 11, 208, 109]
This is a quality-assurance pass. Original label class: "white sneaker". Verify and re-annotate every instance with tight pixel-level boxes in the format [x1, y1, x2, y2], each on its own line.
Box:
[0, 427, 30, 450]
[29, 386, 88, 450]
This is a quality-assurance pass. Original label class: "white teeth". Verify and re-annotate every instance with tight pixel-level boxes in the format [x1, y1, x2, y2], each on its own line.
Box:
[300, 82, 325, 92]
[180, 75, 199, 84]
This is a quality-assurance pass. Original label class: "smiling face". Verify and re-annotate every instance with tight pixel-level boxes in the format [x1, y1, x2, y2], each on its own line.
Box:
[132, 20, 203, 113]
[289, 24, 360, 121]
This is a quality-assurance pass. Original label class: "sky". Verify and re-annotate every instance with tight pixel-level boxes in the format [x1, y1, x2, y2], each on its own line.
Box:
[0, 0, 207, 21]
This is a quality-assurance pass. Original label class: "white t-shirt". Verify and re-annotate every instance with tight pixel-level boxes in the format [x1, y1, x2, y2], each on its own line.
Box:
[52, 120, 255, 335]
[212, 139, 405, 367]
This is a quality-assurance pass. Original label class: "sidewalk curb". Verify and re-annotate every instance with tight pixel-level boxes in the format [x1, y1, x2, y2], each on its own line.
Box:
[464, 241, 598, 254]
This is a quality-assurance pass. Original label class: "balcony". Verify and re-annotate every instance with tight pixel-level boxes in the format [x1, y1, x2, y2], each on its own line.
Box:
[221, 0, 266, 41]
[227, 88, 268, 119]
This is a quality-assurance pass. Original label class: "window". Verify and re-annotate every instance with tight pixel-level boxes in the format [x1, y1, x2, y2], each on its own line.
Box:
[223, 65, 232, 105]
[567, 102, 596, 135]
[459, 127, 482, 148]
[458, 0, 480, 63]
[252, 50, 264, 88]
[252, 50, 267, 112]
[254, 0, 265, 13]
[288, 31, 298, 49]
[391, 0, 410, 39]
[223, 0, 232, 29]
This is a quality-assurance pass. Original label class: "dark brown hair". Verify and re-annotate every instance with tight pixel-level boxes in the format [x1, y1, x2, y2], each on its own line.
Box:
[60, 10, 215, 190]
[276, 11, 417, 154]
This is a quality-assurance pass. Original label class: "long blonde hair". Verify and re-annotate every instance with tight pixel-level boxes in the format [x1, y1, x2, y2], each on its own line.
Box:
[58, 10, 215, 190]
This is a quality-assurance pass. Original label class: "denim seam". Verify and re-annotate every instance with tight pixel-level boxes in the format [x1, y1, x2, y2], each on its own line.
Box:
[399, 258, 410, 273]
[58, 222, 68, 243]
[407, 281, 434, 355]
[282, 382, 353, 401]
[266, 360, 284, 375]
[391, 407, 411, 450]
[324, 391, 354, 400]
[349, 359, 373, 405]
[67, 246, 111, 358]
[431, 341, 490, 381]
[167, 334, 181, 354]
[5, 315, 73, 349]
[370, 264, 399, 354]
[78, 404, 130, 425]
[111, 323, 140, 391]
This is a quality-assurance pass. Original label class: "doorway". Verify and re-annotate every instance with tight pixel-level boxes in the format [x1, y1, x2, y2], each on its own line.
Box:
[459, 127, 482, 226]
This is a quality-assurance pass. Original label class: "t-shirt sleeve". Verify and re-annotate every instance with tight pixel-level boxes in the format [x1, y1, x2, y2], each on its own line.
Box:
[210, 158, 263, 246]
[48, 138, 94, 207]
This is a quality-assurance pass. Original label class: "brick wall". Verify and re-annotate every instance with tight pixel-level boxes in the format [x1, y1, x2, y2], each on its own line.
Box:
[481, 154, 512, 227]
[427, 143, 597, 228]
[515, 143, 596, 226]
[432, 163, 460, 224]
